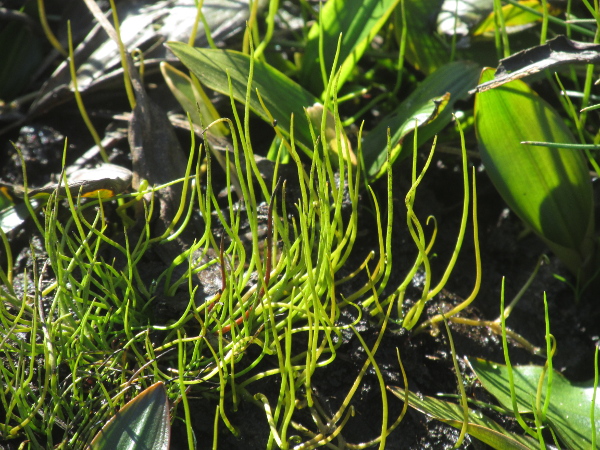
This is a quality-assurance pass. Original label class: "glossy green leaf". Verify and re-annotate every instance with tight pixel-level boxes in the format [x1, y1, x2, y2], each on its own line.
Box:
[470, 359, 600, 450]
[388, 386, 540, 449]
[363, 61, 480, 180]
[167, 42, 319, 154]
[474, 67, 594, 274]
[300, 0, 401, 96]
[89, 382, 170, 450]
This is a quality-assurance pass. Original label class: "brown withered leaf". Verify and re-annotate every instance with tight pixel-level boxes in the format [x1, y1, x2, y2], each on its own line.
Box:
[128, 77, 190, 236]
[81, 0, 219, 309]
[470, 35, 600, 94]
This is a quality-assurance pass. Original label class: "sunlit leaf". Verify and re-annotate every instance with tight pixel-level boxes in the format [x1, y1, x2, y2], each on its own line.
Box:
[89, 382, 170, 450]
[388, 386, 541, 449]
[167, 43, 320, 154]
[300, 0, 401, 96]
[470, 359, 600, 450]
[160, 61, 227, 136]
[472, 0, 557, 37]
[160, 61, 243, 191]
[474, 67, 594, 274]
[363, 61, 480, 180]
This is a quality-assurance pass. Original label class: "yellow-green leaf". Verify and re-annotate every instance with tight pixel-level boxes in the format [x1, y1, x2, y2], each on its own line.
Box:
[160, 61, 227, 136]
[473, 1, 560, 37]
[474, 67, 594, 274]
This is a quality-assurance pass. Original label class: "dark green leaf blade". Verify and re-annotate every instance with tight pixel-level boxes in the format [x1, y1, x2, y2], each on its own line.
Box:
[394, 0, 450, 75]
[0, 20, 43, 100]
[89, 382, 170, 450]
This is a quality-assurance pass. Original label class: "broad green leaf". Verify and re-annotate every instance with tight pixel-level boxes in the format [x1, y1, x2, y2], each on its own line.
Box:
[167, 42, 319, 154]
[470, 359, 600, 450]
[300, 0, 401, 97]
[363, 61, 480, 180]
[89, 382, 170, 450]
[388, 386, 541, 449]
[394, 0, 449, 75]
[394, 0, 502, 75]
[474, 67, 594, 275]
[160, 61, 227, 136]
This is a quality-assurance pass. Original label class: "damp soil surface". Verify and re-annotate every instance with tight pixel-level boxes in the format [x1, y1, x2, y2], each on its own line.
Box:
[168, 158, 599, 450]
[3, 107, 599, 449]
[1, 3, 599, 445]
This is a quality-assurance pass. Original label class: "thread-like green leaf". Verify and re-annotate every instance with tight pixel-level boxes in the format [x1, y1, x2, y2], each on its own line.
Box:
[475, 67, 593, 273]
